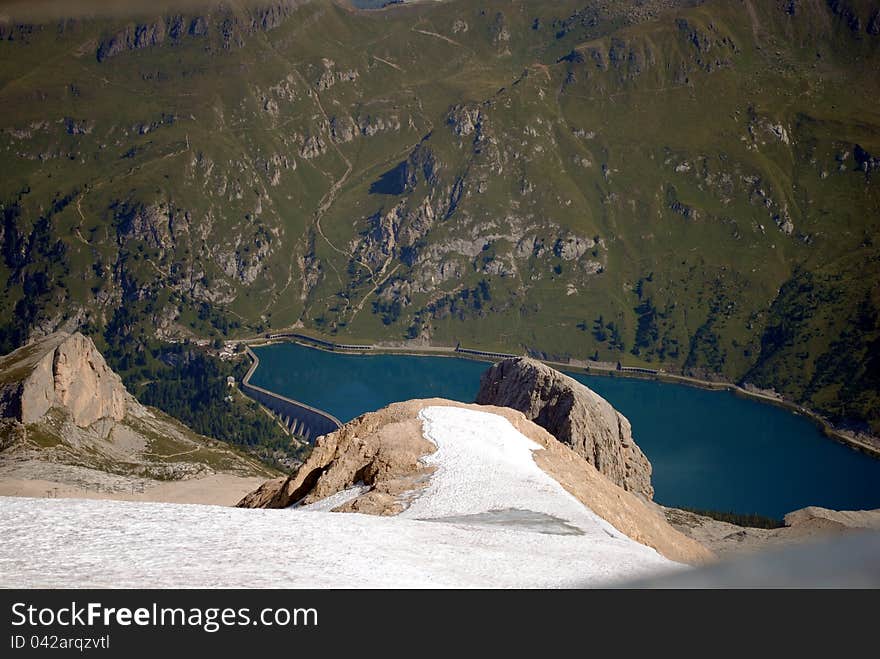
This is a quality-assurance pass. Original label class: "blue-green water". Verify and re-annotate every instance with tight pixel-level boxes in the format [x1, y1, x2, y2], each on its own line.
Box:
[251, 342, 880, 518]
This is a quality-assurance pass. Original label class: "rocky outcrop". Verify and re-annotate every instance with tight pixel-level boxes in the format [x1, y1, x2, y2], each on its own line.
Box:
[298, 134, 327, 160]
[869, 9, 880, 35]
[447, 103, 486, 140]
[238, 398, 711, 565]
[97, 21, 167, 62]
[237, 401, 435, 514]
[48, 333, 129, 427]
[0, 333, 273, 495]
[315, 59, 359, 91]
[553, 235, 596, 261]
[95, 4, 305, 61]
[854, 144, 879, 175]
[475, 358, 653, 499]
[783, 506, 880, 531]
[666, 505, 880, 559]
[114, 200, 184, 251]
[0, 332, 130, 427]
[64, 118, 94, 136]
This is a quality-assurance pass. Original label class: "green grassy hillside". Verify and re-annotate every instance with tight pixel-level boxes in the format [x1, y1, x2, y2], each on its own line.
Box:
[1, 0, 878, 433]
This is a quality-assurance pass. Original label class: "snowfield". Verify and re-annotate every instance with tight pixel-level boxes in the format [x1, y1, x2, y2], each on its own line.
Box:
[403, 406, 635, 537]
[0, 406, 681, 588]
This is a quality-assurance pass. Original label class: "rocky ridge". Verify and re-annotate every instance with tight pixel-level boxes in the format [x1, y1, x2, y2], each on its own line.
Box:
[475, 357, 653, 499]
[0, 332, 272, 493]
[666, 505, 880, 559]
[238, 398, 711, 565]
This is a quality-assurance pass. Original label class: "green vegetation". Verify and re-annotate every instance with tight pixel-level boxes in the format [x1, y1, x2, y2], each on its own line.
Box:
[90, 323, 305, 470]
[24, 425, 63, 449]
[0, 0, 878, 437]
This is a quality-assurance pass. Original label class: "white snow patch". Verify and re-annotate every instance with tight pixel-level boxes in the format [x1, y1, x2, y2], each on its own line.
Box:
[0, 406, 683, 588]
[404, 406, 626, 541]
[0, 497, 678, 588]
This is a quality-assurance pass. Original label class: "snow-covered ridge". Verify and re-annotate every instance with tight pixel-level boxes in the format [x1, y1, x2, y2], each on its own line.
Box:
[0, 405, 681, 588]
[400, 406, 630, 542]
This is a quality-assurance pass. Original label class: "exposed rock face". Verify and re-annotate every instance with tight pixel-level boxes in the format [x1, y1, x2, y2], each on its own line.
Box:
[238, 398, 711, 565]
[475, 358, 653, 499]
[553, 235, 595, 261]
[114, 201, 180, 251]
[51, 334, 129, 427]
[447, 103, 486, 139]
[0, 333, 273, 495]
[854, 144, 879, 174]
[666, 505, 880, 559]
[298, 134, 326, 160]
[95, 4, 302, 61]
[237, 402, 435, 514]
[0, 333, 129, 427]
[97, 21, 166, 62]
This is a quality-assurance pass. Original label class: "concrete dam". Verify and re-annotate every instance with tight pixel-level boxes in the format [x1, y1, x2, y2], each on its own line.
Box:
[241, 347, 341, 443]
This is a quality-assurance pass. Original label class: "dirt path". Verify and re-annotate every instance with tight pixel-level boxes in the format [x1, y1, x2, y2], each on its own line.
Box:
[348, 262, 402, 322]
[372, 55, 403, 72]
[412, 27, 461, 47]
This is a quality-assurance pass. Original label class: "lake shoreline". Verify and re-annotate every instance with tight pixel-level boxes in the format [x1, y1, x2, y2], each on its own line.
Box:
[239, 331, 880, 461]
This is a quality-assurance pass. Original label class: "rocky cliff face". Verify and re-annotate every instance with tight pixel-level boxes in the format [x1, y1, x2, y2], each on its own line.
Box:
[475, 358, 653, 499]
[1, 332, 130, 427]
[0, 333, 272, 494]
[238, 398, 711, 565]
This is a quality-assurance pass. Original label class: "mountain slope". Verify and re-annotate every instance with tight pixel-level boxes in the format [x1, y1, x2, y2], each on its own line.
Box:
[0, 399, 701, 588]
[0, 0, 878, 432]
[0, 331, 277, 499]
[239, 398, 711, 564]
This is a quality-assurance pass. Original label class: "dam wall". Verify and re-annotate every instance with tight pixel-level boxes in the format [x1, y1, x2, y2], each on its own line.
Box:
[241, 347, 342, 443]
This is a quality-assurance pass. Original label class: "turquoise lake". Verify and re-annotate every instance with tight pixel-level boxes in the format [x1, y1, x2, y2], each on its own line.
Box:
[250, 342, 880, 518]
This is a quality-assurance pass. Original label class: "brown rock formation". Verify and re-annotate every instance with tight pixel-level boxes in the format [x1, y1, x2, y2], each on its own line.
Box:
[0, 333, 274, 495]
[238, 398, 712, 565]
[50, 333, 129, 426]
[783, 506, 880, 531]
[475, 357, 653, 498]
[665, 505, 880, 559]
[0, 332, 130, 427]
[237, 405, 435, 514]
